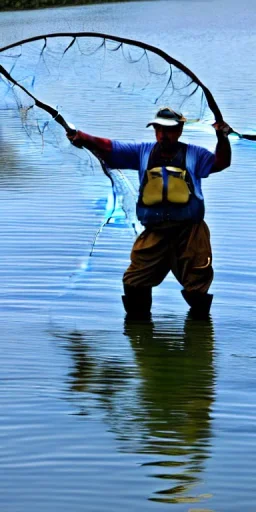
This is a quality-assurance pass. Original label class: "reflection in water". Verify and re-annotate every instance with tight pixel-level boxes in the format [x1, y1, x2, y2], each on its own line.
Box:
[125, 316, 215, 504]
[56, 315, 215, 504]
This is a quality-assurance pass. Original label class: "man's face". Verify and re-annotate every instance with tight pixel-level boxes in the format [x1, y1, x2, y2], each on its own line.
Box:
[154, 123, 183, 151]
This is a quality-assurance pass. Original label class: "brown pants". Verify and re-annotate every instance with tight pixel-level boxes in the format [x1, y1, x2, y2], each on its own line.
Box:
[123, 220, 213, 293]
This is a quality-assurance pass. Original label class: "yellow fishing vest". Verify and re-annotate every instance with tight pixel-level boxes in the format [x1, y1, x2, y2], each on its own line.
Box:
[139, 143, 191, 207]
[141, 165, 190, 205]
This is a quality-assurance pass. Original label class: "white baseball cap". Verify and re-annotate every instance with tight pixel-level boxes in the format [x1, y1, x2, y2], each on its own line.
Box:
[147, 107, 187, 127]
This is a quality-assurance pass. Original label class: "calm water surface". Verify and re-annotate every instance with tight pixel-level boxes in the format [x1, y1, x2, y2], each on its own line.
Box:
[0, 1, 256, 511]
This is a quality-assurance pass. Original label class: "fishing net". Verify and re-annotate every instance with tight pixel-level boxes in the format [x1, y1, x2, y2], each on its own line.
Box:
[0, 33, 222, 236]
[0, 33, 254, 236]
[0, 32, 227, 147]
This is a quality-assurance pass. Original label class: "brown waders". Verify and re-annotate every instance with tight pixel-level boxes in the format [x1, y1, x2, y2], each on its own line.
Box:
[122, 220, 213, 320]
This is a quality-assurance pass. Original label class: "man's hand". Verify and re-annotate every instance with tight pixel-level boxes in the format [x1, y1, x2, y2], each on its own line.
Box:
[212, 121, 232, 137]
[66, 130, 85, 148]
[212, 121, 232, 172]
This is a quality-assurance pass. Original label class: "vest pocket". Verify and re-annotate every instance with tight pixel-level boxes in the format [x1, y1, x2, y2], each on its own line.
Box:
[142, 166, 190, 206]
[142, 167, 163, 205]
[166, 167, 190, 204]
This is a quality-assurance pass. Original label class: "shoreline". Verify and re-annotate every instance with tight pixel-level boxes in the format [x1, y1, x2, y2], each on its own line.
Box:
[1, 0, 144, 13]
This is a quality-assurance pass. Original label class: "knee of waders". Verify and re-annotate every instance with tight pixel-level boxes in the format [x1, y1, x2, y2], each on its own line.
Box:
[181, 289, 213, 320]
[122, 285, 152, 320]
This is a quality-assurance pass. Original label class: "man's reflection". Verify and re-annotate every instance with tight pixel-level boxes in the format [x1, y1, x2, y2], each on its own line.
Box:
[123, 315, 215, 502]
[57, 314, 215, 503]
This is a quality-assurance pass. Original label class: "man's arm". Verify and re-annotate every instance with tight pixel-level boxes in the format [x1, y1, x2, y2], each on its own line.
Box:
[67, 130, 113, 164]
[67, 130, 142, 170]
[212, 122, 232, 172]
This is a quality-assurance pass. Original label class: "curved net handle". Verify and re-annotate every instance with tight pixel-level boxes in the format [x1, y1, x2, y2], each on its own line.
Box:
[0, 32, 223, 124]
[1, 33, 255, 140]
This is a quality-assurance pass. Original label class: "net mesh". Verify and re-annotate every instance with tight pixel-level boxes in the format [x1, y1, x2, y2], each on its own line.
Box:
[0, 33, 217, 143]
[0, 33, 226, 237]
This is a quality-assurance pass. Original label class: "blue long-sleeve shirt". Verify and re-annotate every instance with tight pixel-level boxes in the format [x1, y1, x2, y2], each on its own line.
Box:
[109, 141, 215, 202]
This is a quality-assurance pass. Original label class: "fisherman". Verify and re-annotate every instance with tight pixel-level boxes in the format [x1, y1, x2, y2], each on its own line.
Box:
[67, 107, 231, 319]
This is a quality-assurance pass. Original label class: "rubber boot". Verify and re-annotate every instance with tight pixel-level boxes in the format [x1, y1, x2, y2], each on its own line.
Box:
[122, 284, 152, 321]
[181, 289, 213, 320]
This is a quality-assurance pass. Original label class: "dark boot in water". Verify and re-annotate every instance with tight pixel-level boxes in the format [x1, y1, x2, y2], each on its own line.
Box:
[122, 285, 152, 321]
[181, 289, 213, 320]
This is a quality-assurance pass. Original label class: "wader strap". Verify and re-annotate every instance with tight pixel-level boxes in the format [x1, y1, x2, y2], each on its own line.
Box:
[162, 166, 169, 202]
[147, 142, 188, 170]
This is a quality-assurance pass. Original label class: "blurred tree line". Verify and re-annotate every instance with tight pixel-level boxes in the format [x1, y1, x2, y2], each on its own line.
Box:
[1, 0, 137, 11]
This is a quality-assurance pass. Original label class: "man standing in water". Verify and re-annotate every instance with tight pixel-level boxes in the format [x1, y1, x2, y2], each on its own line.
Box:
[68, 107, 231, 319]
